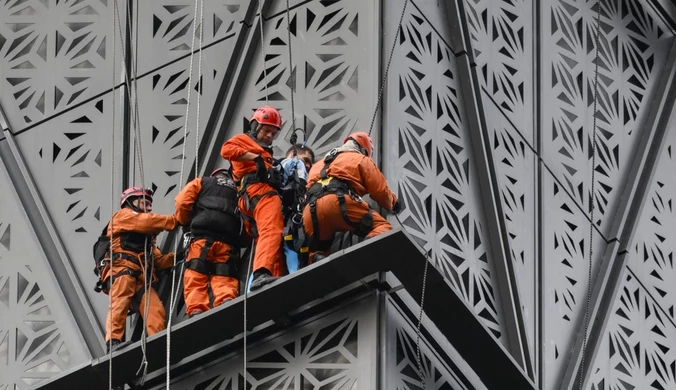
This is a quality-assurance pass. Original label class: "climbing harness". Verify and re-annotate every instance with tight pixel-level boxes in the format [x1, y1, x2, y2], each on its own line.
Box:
[578, 1, 602, 389]
[166, 0, 205, 388]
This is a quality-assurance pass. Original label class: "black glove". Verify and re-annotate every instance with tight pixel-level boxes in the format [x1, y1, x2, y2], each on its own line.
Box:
[267, 167, 283, 189]
[175, 245, 187, 262]
[392, 199, 404, 214]
[253, 155, 267, 181]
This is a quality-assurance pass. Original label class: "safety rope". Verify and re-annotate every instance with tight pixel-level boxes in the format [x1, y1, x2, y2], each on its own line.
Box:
[257, 0, 269, 104]
[242, 245, 255, 388]
[394, 213, 429, 386]
[108, 3, 117, 390]
[112, 0, 153, 382]
[368, 0, 408, 137]
[166, 0, 204, 387]
[285, 0, 296, 132]
[578, 1, 602, 388]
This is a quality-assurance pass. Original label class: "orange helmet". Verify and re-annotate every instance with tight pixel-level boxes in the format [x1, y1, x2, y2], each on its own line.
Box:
[250, 106, 282, 129]
[344, 131, 373, 157]
[120, 186, 153, 207]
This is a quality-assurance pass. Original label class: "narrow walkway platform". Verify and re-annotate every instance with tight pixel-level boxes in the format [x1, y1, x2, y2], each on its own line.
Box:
[36, 228, 534, 390]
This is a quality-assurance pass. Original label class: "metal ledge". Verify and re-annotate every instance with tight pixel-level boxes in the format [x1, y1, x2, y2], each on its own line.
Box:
[35, 228, 534, 390]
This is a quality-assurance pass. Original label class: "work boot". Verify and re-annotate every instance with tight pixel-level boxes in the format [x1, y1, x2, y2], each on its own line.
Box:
[106, 339, 122, 354]
[250, 268, 280, 291]
[189, 311, 202, 319]
[311, 252, 329, 263]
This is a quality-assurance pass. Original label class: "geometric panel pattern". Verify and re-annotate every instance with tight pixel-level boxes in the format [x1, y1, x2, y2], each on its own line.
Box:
[588, 270, 676, 390]
[226, 0, 376, 160]
[0, 0, 125, 130]
[135, 0, 248, 75]
[14, 92, 124, 325]
[131, 39, 235, 216]
[541, 168, 608, 390]
[628, 141, 676, 323]
[465, 0, 534, 142]
[385, 298, 468, 390]
[384, 5, 507, 343]
[0, 160, 88, 389]
[541, 0, 673, 235]
[171, 298, 377, 389]
[484, 97, 537, 359]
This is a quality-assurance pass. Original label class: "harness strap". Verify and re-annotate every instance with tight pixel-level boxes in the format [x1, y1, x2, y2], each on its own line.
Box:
[94, 268, 143, 293]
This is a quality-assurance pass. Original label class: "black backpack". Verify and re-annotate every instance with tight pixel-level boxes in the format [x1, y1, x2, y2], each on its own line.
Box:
[92, 223, 110, 277]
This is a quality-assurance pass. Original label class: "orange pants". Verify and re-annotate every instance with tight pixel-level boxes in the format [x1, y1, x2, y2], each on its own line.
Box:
[104, 265, 165, 342]
[239, 193, 285, 276]
[302, 194, 392, 255]
[183, 238, 239, 316]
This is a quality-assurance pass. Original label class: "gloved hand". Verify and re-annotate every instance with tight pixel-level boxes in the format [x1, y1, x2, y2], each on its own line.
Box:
[267, 167, 284, 189]
[253, 155, 267, 181]
[175, 245, 187, 262]
[392, 199, 404, 214]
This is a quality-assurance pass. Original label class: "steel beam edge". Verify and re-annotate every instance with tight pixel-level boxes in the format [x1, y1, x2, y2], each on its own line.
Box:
[444, 0, 533, 375]
[0, 103, 104, 357]
[34, 228, 534, 390]
[559, 39, 676, 390]
[649, 0, 676, 32]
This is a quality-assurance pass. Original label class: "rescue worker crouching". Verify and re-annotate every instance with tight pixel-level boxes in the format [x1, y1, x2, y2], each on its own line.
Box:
[174, 168, 243, 318]
[94, 187, 177, 352]
[302, 132, 403, 262]
[221, 105, 285, 291]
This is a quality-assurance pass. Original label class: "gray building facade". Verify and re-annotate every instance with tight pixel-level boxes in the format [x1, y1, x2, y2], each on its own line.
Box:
[1, 0, 676, 388]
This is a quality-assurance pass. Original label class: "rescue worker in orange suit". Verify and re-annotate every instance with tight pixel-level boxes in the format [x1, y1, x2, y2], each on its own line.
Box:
[95, 187, 177, 352]
[174, 168, 243, 318]
[302, 132, 403, 261]
[220, 105, 285, 291]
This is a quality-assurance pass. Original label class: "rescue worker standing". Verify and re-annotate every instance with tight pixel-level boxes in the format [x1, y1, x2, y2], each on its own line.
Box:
[97, 187, 177, 351]
[302, 132, 402, 261]
[220, 106, 285, 291]
[174, 168, 243, 317]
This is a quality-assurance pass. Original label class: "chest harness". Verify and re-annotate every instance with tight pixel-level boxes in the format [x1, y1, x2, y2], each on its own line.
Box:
[304, 150, 373, 251]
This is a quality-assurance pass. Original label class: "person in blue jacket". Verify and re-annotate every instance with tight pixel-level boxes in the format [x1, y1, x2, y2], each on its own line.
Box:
[246, 144, 314, 292]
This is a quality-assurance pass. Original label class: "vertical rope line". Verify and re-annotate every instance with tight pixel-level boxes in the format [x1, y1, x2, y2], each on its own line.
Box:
[258, 0, 269, 104]
[578, 1, 602, 389]
[368, 0, 408, 137]
[108, 2, 117, 389]
[285, 0, 296, 132]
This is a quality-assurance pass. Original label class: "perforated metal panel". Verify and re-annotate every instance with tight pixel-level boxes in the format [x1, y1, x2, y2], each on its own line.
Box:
[0, 158, 89, 389]
[382, 1, 508, 344]
[158, 296, 378, 390]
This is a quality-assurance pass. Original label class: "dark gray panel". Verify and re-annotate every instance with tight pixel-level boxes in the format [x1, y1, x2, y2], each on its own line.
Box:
[382, 2, 508, 346]
[0, 0, 126, 132]
[0, 156, 89, 388]
[223, 0, 378, 160]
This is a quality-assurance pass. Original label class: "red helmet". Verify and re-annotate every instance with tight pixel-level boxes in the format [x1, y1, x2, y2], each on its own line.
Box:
[250, 106, 282, 129]
[120, 186, 153, 207]
[344, 131, 373, 157]
[210, 168, 229, 177]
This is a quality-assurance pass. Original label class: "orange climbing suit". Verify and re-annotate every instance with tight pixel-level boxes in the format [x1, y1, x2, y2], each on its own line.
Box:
[100, 208, 177, 342]
[175, 178, 240, 316]
[302, 151, 397, 255]
[220, 134, 284, 276]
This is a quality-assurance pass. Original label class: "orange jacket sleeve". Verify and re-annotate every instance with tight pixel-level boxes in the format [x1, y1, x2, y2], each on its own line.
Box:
[111, 208, 177, 235]
[152, 246, 175, 270]
[220, 134, 256, 161]
[358, 158, 397, 211]
[175, 177, 202, 226]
